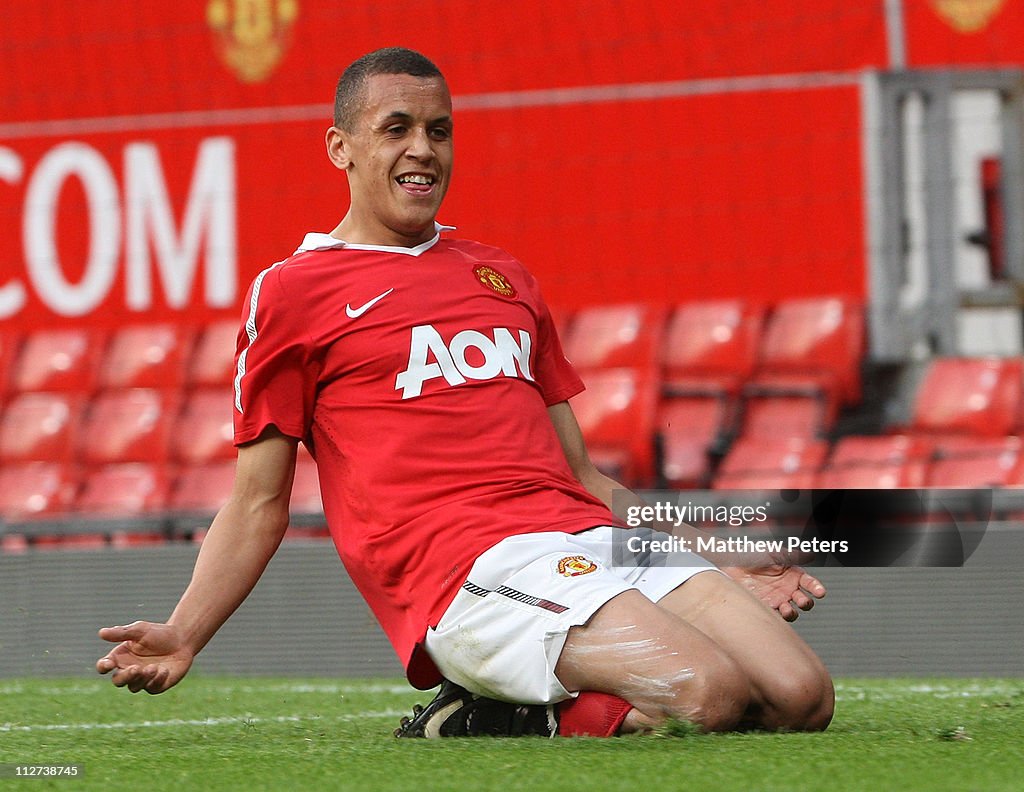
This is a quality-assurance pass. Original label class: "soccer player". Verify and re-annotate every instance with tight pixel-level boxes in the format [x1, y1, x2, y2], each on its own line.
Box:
[97, 47, 833, 738]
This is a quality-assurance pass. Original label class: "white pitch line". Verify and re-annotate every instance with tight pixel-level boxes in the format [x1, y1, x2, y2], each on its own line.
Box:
[0, 709, 407, 734]
[213, 683, 416, 696]
[0, 682, 416, 697]
[833, 681, 1023, 703]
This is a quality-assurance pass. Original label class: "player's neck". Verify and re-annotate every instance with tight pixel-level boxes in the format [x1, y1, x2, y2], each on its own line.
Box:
[330, 213, 436, 248]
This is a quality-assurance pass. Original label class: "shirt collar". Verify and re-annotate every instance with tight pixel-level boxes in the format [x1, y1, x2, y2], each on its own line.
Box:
[296, 222, 456, 257]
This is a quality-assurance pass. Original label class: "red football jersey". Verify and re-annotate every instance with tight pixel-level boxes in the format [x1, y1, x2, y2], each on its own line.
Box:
[233, 227, 619, 688]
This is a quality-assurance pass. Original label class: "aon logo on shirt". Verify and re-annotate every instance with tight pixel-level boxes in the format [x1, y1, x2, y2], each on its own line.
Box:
[395, 324, 533, 399]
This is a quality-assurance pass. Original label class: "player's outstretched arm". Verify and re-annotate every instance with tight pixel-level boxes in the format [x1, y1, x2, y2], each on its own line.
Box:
[97, 429, 298, 694]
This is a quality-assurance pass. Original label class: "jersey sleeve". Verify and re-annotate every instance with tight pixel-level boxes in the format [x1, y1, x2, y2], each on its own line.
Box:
[529, 280, 585, 406]
[232, 263, 320, 445]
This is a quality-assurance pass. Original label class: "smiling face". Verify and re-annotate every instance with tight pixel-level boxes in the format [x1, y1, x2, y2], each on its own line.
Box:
[326, 73, 453, 247]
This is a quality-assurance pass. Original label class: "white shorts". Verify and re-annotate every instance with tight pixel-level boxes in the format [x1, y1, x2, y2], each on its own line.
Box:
[424, 526, 717, 705]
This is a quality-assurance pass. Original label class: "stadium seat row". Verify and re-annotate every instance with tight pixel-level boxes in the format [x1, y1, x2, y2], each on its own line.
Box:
[5, 300, 1023, 535]
[575, 352, 1024, 489]
[562, 297, 864, 406]
[0, 446, 322, 525]
[0, 388, 232, 465]
[0, 321, 238, 396]
[710, 433, 1024, 490]
[4, 430, 1021, 548]
[1, 297, 863, 401]
[1, 297, 864, 486]
[577, 354, 1024, 487]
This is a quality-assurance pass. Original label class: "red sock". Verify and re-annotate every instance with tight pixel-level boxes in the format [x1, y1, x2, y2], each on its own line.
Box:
[557, 692, 633, 737]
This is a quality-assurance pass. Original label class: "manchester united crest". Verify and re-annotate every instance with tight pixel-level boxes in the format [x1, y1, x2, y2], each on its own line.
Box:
[206, 0, 299, 83]
[557, 555, 598, 577]
[473, 265, 517, 298]
[929, 0, 1006, 33]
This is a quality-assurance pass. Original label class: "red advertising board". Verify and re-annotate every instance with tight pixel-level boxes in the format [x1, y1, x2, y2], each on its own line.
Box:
[2, 1, 1022, 330]
[906, 0, 1024, 65]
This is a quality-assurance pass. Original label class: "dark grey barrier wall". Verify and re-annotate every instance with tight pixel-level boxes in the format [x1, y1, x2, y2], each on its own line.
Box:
[796, 524, 1024, 677]
[0, 540, 402, 678]
[1, 528, 1021, 679]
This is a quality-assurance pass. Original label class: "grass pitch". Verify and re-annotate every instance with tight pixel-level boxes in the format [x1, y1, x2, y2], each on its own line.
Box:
[1, 677, 1022, 791]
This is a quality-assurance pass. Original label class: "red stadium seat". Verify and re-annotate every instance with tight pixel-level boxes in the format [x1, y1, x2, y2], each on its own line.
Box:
[0, 462, 78, 521]
[75, 463, 170, 516]
[562, 304, 668, 371]
[10, 328, 104, 393]
[738, 394, 832, 439]
[0, 392, 84, 463]
[291, 444, 323, 514]
[830, 434, 934, 467]
[926, 435, 1021, 487]
[712, 436, 828, 490]
[658, 396, 735, 488]
[747, 297, 865, 409]
[908, 357, 1022, 437]
[171, 388, 236, 464]
[170, 460, 237, 514]
[78, 388, 177, 464]
[570, 368, 659, 486]
[662, 300, 764, 395]
[816, 459, 924, 489]
[0, 533, 30, 554]
[32, 534, 109, 551]
[816, 434, 931, 488]
[98, 323, 195, 390]
[110, 531, 167, 548]
[188, 319, 241, 388]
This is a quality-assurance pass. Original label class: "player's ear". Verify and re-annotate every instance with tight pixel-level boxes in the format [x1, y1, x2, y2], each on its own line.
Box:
[326, 125, 354, 171]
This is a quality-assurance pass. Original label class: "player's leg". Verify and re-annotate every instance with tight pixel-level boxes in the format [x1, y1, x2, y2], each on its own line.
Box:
[401, 531, 732, 737]
[554, 578, 753, 733]
[398, 579, 750, 737]
[655, 571, 834, 731]
[397, 529, 830, 737]
[555, 568, 833, 734]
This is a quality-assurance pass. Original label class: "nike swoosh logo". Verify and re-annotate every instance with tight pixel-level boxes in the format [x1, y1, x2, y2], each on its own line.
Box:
[345, 288, 394, 318]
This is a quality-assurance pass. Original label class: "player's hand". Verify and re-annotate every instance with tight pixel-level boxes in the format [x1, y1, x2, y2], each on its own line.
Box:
[96, 621, 194, 694]
[721, 565, 826, 622]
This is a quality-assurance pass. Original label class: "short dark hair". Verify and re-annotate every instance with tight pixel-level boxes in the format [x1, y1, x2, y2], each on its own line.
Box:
[333, 47, 445, 130]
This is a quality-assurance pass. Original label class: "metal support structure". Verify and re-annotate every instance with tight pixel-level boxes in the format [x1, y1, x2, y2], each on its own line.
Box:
[1001, 77, 1024, 284]
[884, 0, 907, 70]
[861, 68, 1024, 362]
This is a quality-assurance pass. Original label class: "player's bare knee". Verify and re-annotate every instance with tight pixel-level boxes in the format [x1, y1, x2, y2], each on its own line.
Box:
[794, 681, 834, 731]
[801, 669, 835, 731]
[768, 663, 834, 731]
